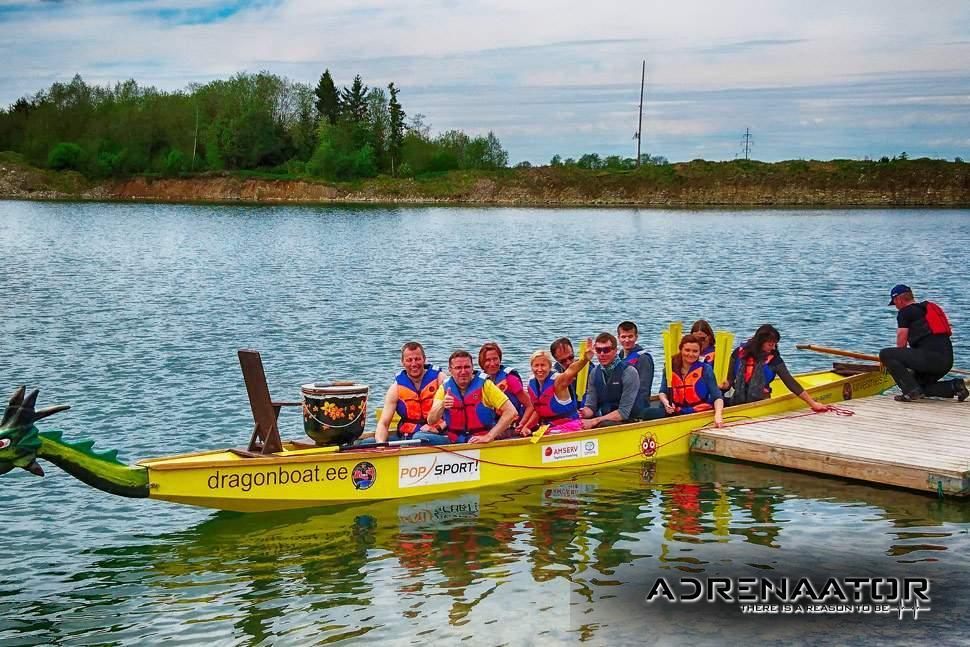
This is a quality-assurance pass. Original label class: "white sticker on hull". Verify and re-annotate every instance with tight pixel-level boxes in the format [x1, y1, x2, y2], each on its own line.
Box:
[398, 450, 481, 488]
[541, 438, 599, 463]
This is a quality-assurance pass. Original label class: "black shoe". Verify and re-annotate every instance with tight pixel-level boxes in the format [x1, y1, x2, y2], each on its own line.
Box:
[894, 391, 922, 402]
[956, 380, 969, 403]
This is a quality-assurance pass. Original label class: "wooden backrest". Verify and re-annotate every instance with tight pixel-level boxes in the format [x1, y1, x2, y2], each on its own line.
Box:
[238, 349, 283, 453]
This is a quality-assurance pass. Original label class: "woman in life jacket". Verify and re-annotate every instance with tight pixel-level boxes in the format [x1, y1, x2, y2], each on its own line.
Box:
[690, 319, 717, 365]
[723, 324, 829, 411]
[657, 333, 724, 427]
[525, 340, 594, 435]
[478, 342, 536, 433]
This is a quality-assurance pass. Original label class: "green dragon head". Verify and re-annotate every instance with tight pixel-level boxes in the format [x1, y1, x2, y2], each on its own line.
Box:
[0, 386, 70, 477]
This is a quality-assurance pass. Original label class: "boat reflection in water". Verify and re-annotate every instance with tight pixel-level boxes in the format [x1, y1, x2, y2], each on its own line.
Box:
[67, 454, 969, 644]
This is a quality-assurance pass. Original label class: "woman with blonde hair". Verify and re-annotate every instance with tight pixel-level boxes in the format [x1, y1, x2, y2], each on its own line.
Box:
[524, 339, 593, 435]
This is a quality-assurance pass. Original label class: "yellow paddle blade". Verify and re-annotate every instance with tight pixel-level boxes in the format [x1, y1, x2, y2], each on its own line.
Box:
[713, 331, 734, 385]
[669, 321, 683, 349]
[530, 424, 551, 444]
[575, 339, 589, 402]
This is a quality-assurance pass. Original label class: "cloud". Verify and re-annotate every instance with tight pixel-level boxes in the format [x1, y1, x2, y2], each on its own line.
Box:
[1, 1, 969, 162]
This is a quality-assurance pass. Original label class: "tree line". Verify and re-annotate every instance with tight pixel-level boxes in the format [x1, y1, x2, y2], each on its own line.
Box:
[0, 71, 509, 180]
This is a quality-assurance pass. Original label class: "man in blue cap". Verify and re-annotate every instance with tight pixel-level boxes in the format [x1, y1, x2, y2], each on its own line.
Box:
[879, 284, 968, 402]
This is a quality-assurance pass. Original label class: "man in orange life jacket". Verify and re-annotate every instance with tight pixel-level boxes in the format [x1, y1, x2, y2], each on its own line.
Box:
[426, 350, 519, 444]
[879, 284, 969, 403]
[373, 341, 444, 443]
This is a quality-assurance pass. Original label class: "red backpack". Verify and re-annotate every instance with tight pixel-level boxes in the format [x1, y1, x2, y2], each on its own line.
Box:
[923, 301, 952, 336]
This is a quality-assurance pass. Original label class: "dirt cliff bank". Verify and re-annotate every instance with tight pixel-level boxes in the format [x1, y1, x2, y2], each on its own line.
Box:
[3, 155, 968, 207]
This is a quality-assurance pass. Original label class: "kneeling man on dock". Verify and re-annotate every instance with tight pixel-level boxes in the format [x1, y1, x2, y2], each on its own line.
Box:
[879, 284, 969, 402]
[426, 350, 519, 444]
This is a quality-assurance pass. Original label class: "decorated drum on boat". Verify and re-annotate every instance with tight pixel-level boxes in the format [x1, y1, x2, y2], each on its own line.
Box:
[301, 382, 369, 446]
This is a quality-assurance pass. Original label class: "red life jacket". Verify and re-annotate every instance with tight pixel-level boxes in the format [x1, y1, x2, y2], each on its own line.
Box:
[443, 374, 498, 442]
[394, 365, 442, 435]
[924, 301, 952, 336]
[528, 373, 579, 426]
[670, 363, 713, 413]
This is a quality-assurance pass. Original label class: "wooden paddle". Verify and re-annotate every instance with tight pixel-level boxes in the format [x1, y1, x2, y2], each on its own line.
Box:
[796, 344, 970, 376]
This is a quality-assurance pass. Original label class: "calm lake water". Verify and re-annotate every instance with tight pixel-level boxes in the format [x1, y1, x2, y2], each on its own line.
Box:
[1, 201, 969, 645]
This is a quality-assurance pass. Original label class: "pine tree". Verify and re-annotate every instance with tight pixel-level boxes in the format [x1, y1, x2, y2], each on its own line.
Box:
[387, 82, 406, 174]
[341, 75, 368, 124]
[314, 69, 340, 125]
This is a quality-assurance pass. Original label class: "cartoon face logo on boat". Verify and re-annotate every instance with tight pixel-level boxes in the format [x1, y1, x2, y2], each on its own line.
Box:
[351, 461, 377, 490]
[640, 433, 658, 458]
[843, 383, 853, 401]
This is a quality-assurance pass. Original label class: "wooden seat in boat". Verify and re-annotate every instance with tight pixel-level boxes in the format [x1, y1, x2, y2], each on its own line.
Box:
[237, 349, 302, 455]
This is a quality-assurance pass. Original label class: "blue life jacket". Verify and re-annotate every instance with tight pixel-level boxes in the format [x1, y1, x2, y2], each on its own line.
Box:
[490, 365, 525, 416]
[591, 363, 626, 416]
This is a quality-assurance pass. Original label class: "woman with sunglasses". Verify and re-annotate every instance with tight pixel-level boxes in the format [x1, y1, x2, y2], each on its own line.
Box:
[723, 324, 829, 411]
[657, 333, 725, 427]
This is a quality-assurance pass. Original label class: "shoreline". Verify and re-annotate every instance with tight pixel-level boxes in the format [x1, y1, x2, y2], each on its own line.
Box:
[3, 154, 969, 208]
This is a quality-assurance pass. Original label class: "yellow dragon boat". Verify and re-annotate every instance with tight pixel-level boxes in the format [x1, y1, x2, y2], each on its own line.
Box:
[0, 349, 894, 513]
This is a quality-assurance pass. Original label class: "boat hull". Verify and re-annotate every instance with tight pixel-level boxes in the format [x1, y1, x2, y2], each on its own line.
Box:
[139, 369, 893, 512]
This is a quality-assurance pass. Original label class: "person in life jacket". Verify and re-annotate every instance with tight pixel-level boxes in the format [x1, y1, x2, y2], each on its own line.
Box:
[690, 319, 717, 365]
[526, 340, 594, 434]
[723, 324, 829, 411]
[579, 332, 641, 429]
[879, 284, 968, 402]
[372, 341, 445, 444]
[426, 350, 518, 444]
[616, 321, 655, 419]
[478, 342, 536, 433]
[550, 337, 593, 409]
[657, 333, 725, 426]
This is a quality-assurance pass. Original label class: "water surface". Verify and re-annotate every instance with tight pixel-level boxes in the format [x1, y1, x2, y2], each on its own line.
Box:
[1, 202, 969, 644]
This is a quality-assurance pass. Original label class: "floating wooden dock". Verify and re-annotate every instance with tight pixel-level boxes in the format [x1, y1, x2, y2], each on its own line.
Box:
[691, 395, 970, 497]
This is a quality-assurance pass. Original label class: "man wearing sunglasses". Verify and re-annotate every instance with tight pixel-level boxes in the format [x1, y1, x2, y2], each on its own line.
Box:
[550, 337, 592, 409]
[579, 332, 641, 429]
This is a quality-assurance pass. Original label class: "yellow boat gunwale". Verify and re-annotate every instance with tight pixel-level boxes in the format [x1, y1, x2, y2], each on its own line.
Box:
[139, 368, 889, 472]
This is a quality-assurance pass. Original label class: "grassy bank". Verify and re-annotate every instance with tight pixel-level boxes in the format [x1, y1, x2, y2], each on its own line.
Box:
[2, 151, 968, 207]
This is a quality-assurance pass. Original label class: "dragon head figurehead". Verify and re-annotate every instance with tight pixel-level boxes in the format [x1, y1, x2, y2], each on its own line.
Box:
[0, 386, 70, 477]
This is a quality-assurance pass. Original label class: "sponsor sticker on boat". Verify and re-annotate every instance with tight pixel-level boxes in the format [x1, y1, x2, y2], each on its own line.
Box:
[541, 438, 599, 463]
[398, 450, 481, 489]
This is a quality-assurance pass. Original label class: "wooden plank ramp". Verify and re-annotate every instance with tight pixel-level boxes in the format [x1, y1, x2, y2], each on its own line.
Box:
[690, 395, 970, 497]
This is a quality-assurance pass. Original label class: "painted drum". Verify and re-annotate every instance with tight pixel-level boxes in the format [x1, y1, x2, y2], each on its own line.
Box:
[301, 382, 369, 446]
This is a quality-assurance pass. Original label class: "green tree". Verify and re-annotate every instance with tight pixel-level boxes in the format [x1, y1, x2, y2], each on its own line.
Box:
[341, 75, 368, 124]
[365, 87, 389, 169]
[47, 142, 84, 170]
[550, 154, 562, 167]
[314, 69, 340, 125]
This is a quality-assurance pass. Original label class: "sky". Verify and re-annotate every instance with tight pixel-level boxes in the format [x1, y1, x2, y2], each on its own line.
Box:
[1, 0, 969, 164]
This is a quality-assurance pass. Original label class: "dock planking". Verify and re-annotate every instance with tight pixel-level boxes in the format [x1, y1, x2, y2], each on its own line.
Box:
[691, 394, 970, 497]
